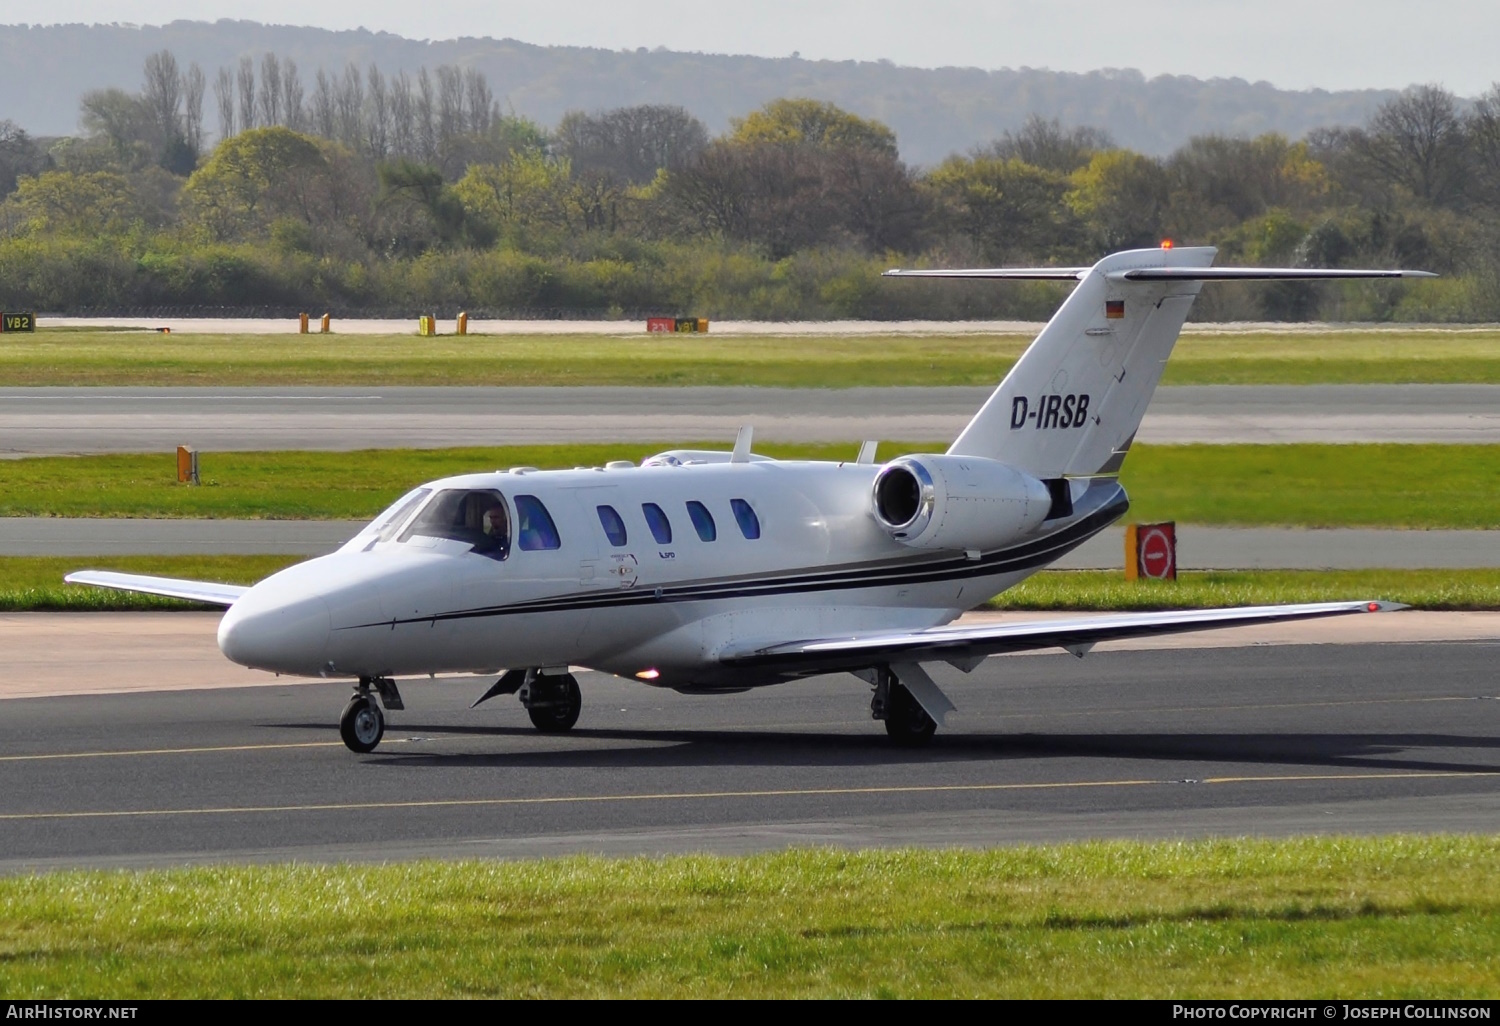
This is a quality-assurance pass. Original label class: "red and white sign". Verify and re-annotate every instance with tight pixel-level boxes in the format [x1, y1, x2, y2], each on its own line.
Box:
[1136, 522, 1176, 580]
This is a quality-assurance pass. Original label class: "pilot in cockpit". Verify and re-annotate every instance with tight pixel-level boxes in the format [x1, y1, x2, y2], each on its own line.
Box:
[476, 496, 510, 558]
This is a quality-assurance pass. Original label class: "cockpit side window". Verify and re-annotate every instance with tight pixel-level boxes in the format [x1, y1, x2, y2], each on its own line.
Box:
[514, 495, 562, 551]
[642, 502, 672, 545]
[686, 500, 717, 542]
[398, 488, 510, 560]
[597, 505, 627, 547]
[371, 487, 431, 543]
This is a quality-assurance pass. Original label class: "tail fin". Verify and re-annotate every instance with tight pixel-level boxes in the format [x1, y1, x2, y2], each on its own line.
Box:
[886, 247, 1433, 479]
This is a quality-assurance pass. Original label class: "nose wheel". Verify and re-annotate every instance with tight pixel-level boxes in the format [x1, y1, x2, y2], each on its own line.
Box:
[340, 694, 385, 753]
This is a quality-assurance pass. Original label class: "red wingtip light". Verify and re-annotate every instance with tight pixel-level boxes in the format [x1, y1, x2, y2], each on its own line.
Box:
[1367, 602, 1380, 612]
[1160, 239, 1174, 249]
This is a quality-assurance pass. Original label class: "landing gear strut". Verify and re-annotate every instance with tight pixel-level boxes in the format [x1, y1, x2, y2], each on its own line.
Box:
[339, 676, 403, 753]
[520, 672, 582, 733]
[869, 666, 937, 746]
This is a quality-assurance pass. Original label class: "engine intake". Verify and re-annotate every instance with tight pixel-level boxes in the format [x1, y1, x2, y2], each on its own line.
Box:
[871, 454, 1052, 551]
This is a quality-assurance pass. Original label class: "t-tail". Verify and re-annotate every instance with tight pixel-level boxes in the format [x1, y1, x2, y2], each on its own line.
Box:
[885, 246, 1434, 480]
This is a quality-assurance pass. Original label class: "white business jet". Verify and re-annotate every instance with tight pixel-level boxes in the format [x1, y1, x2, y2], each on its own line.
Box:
[67, 245, 1433, 752]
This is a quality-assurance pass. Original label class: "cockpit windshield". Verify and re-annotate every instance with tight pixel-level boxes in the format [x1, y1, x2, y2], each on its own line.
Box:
[366, 487, 431, 543]
[398, 488, 510, 559]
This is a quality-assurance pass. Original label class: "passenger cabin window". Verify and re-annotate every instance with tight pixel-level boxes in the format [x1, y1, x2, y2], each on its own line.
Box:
[686, 500, 717, 542]
[642, 502, 672, 545]
[514, 494, 561, 551]
[597, 504, 627, 547]
[731, 498, 761, 540]
[399, 488, 509, 559]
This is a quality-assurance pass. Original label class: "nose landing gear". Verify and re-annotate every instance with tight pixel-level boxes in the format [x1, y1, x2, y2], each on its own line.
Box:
[340, 694, 384, 753]
[339, 677, 404, 753]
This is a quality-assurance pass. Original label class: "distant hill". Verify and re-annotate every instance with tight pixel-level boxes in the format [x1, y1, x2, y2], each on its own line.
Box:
[0, 20, 1401, 163]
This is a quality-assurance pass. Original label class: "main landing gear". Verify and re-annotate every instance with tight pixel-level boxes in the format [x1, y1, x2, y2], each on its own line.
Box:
[339, 677, 404, 753]
[469, 667, 583, 734]
[869, 666, 938, 747]
[520, 672, 582, 733]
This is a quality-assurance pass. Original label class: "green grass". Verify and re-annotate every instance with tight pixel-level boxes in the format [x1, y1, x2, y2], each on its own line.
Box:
[3, 442, 1498, 527]
[0, 555, 299, 610]
[1120, 443, 1500, 528]
[19, 560, 1500, 612]
[989, 569, 1500, 610]
[2, 838, 1498, 997]
[8, 326, 1500, 386]
[0, 441, 886, 519]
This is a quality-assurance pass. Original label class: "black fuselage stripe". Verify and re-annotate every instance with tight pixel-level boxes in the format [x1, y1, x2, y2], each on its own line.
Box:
[341, 492, 1128, 630]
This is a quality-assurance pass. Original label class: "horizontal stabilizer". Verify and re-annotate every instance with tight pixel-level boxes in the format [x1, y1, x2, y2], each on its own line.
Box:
[64, 570, 247, 607]
[720, 600, 1405, 674]
[1109, 267, 1437, 281]
[883, 267, 1087, 281]
[884, 265, 1434, 282]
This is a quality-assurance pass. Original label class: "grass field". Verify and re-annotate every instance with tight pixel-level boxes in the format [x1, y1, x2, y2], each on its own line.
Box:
[0, 555, 296, 610]
[7, 327, 1500, 386]
[988, 569, 1500, 610]
[4, 442, 1497, 528]
[2, 838, 1497, 998]
[17, 559, 1500, 611]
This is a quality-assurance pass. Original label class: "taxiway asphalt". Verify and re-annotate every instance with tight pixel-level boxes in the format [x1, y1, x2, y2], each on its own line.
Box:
[4, 384, 1500, 455]
[2, 626, 1496, 872]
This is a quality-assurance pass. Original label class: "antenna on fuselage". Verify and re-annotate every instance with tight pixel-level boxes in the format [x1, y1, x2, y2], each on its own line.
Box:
[731, 425, 753, 463]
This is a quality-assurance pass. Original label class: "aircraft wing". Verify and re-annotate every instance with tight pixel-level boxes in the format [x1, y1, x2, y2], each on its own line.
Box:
[718, 600, 1403, 675]
[64, 570, 247, 608]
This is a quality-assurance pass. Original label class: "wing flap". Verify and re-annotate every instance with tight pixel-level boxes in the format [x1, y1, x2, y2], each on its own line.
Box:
[720, 600, 1404, 673]
[64, 570, 247, 607]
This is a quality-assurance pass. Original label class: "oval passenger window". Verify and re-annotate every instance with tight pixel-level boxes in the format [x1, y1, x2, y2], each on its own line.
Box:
[730, 498, 761, 540]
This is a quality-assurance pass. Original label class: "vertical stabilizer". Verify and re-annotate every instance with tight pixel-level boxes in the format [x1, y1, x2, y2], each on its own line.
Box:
[946, 246, 1212, 477]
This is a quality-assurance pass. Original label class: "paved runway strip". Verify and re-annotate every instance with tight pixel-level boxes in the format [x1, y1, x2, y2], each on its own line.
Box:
[5, 384, 1500, 454]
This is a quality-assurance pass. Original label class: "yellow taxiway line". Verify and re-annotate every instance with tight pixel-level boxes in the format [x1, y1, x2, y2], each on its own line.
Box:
[1, 770, 1493, 822]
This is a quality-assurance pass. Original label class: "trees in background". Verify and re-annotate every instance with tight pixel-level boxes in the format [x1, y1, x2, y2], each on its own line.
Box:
[5, 63, 1500, 320]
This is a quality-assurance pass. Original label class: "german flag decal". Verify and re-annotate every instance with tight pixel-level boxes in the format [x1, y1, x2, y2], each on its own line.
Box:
[1105, 300, 1125, 319]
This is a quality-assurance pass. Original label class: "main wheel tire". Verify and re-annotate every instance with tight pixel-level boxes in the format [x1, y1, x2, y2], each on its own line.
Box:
[340, 694, 385, 753]
[883, 681, 937, 746]
[527, 674, 581, 733]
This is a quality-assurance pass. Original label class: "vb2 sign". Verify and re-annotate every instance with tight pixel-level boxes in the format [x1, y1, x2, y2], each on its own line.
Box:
[1010, 394, 1091, 430]
[0, 312, 35, 333]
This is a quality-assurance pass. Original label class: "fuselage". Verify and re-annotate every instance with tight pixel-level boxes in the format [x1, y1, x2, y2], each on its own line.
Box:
[217, 450, 1128, 689]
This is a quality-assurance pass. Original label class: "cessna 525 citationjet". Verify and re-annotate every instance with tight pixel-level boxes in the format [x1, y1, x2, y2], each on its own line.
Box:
[67, 245, 1433, 751]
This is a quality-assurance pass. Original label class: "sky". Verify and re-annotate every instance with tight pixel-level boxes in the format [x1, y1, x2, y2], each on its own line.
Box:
[9, 1, 1499, 96]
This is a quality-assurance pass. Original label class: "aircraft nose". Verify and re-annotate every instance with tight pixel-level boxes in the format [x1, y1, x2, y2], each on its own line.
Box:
[218, 591, 332, 675]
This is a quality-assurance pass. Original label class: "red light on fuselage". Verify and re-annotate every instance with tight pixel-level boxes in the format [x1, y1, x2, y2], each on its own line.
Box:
[1160, 239, 1174, 249]
[635, 668, 661, 680]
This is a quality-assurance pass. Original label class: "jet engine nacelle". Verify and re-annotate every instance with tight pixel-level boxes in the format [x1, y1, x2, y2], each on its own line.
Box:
[870, 454, 1052, 550]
